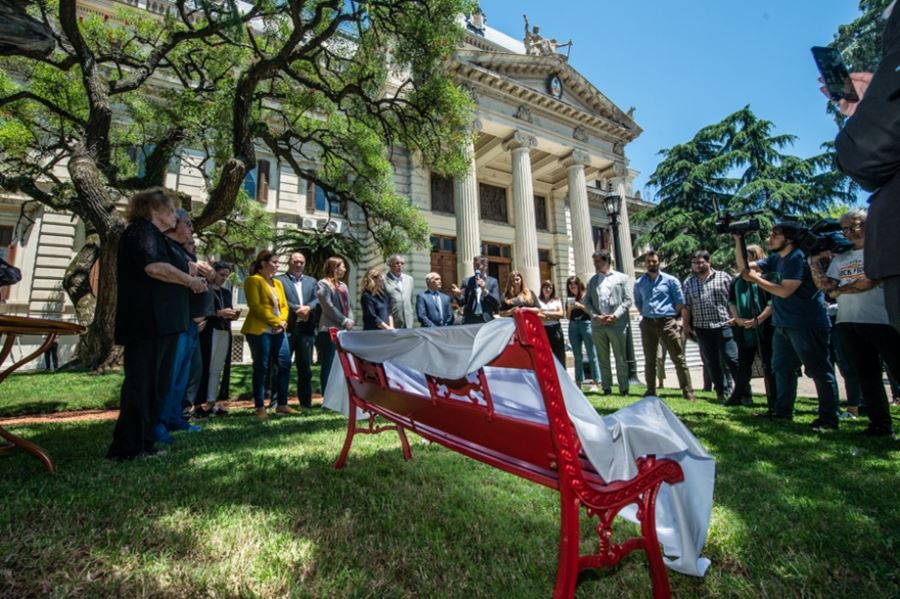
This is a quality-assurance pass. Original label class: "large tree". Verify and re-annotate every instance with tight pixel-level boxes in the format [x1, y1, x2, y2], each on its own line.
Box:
[633, 107, 855, 279]
[0, 0, 473, 368]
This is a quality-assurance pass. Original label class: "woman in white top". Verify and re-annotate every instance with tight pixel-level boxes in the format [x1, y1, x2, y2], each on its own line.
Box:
[538, 280, 566, 365]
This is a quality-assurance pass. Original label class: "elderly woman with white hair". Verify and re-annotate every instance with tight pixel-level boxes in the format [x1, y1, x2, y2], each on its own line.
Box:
[810, 208, 900, 437]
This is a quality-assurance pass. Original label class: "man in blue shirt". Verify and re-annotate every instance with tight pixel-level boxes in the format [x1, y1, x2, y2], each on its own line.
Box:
[735, 222, 839, 430]
[634, 250, 696, 401]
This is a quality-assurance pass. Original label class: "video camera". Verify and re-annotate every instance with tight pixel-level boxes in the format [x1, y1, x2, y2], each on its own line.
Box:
[794, 219, 853, 256]
[715, 211, 762, 236]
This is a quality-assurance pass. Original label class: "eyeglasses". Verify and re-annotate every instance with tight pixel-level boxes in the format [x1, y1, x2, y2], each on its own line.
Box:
[840, 224, 863, 233]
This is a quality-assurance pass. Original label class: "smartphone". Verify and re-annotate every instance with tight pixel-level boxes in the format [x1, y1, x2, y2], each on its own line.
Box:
[811, 46, 859, 102]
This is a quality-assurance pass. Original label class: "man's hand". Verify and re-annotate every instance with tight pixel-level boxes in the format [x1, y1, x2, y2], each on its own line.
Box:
[450, 283, 462, 298]
[476, 277, 486, 290]
[343, 319, 354, 331]
[197, 319, 207, 333]
[193, 261, 213, 278]
[296, 305, 312, 321]
[820, 72, 872, 117]
[188, 276, 207, 293]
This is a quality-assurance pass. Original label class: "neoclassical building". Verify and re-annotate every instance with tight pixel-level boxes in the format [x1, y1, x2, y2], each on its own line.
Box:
[0, 2, 650, 366]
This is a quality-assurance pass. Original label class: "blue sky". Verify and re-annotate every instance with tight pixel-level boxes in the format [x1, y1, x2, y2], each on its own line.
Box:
[481, 0, 862, 200]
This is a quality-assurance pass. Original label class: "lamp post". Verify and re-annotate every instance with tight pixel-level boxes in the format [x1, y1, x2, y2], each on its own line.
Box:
[603, 193, 641, 386]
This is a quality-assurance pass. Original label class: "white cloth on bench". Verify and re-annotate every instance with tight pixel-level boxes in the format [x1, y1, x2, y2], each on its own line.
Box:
[324, 318, 715, 577]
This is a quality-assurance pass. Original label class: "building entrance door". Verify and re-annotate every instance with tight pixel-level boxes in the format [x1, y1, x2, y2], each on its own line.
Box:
[482, 241, 511, 290]
[430, 235, 457, 293]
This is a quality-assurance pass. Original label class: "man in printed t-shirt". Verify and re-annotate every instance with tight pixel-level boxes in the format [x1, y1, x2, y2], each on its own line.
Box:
[734, 222, 840, 430]
[810, 209, 899, 437]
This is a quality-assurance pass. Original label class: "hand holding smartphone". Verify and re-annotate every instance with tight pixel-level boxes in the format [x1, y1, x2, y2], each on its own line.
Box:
[811, 46, 859, 102]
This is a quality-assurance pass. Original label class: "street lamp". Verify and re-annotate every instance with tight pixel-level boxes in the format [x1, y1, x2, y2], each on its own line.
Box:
[603, 193, 641, 387]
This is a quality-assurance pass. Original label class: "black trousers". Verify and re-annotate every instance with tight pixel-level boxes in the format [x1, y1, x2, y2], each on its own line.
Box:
[733, 324, 776, 411]
[544, 323, 566, 367]
[885, 276, 900, 334]
[836, 322, 900, 433]
[695, 327, 739, 395]
[107, 333, 180, 459]
[291, 332, 317, 407]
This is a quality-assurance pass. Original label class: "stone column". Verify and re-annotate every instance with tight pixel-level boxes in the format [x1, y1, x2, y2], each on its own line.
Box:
[612, 166, 636, 279]
[454, 123, 481, 283]
[505, 131, 540, 292]
[565, 149, 593, 283]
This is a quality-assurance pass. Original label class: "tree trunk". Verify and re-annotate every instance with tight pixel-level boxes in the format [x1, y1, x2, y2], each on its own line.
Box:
[62, 231, 122, 370]
[65, 147, 124, 370]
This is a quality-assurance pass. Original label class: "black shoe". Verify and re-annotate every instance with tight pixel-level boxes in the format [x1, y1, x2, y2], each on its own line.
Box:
[810, 418, 838, 431]
[723, 396, 743, 407]
[754, 410, 773, 419]
[603, 388, 612, 396]
[191, 406, 210, 420]
[771, 413, 793, 421]
[741, 397, 754, 407]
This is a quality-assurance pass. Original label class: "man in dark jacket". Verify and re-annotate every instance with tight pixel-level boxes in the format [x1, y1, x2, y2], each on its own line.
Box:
[451, 255, 501, 324]
[831, 0, 900, 333]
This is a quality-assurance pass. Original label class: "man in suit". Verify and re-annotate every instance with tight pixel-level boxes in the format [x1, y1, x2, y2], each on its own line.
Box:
[384, 254, 415, 328]
[451, 255, 501, 324]
[416, 272, 454, 327]
[277, 252, 319, 408]
[832, 1, 900, 333]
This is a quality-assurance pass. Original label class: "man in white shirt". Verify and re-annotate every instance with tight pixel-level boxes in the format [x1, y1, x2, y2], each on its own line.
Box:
[584, 249, 633, 395]
[811, 209, 899, 437]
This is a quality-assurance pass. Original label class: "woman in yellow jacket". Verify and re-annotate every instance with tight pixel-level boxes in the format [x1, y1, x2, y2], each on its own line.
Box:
[241, 250, 295, 418]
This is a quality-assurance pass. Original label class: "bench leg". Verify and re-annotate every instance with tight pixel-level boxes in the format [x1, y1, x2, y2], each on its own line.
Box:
[639, 489, 672, 599]
[334, 402, 359, 470]
[552, 486, 580, 599]
[396, 426, 412, 461]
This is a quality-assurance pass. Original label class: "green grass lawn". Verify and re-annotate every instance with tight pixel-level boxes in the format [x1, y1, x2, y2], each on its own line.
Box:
[1, 379, 898, 597]
[0, 365, 272, 417]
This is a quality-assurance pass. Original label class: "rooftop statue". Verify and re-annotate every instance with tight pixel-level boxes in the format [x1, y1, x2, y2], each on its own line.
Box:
[523, 14, 572, 60]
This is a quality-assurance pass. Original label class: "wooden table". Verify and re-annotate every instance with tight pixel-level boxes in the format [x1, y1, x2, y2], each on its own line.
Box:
[0, 315, 85, 473]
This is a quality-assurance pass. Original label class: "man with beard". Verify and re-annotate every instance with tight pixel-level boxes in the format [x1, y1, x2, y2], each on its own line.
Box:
[735, 223, 839, 430]
[633, 251, 696, 401]
[682, 250, 739, 403]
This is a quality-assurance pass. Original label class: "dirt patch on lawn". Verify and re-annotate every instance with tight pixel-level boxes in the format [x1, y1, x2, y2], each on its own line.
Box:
[0, 397, 323, 426]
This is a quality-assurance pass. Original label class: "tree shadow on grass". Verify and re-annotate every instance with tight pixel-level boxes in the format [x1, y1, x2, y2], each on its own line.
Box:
[1, 406, 899, 598]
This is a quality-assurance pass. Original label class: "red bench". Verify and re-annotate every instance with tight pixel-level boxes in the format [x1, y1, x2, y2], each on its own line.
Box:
[330, 310, 684, 598]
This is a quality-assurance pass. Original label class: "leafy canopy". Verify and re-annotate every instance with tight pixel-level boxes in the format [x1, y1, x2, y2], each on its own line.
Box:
[634, 107, 855, 279]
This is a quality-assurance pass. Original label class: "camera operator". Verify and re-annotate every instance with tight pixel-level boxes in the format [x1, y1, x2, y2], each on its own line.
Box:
[829, 1, 900, 333]
[734, 222, 840, 430]
[809, 209, 898, 437]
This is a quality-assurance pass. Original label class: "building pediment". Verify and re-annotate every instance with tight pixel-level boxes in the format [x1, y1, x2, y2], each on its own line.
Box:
[452, 49, 641, 142]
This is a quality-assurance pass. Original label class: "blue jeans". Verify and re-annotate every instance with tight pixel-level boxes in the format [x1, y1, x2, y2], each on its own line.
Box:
[771, 326, 839, 423]
[246, 331, 291, 408]
[160, 323, 199, 430]
[568, 320, 600, 384]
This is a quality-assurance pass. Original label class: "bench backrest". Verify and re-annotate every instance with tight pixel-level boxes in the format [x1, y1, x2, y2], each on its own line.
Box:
[333, 311, 598, 490]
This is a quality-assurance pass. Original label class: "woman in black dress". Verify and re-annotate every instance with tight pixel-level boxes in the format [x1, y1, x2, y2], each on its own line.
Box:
[107, 188, 208, 460]
[360, 267, 394, 331]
